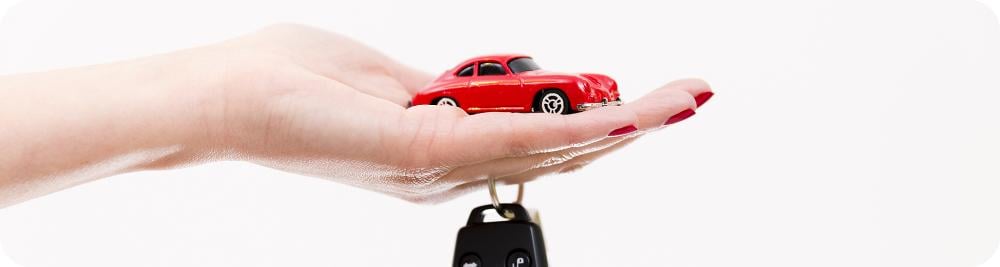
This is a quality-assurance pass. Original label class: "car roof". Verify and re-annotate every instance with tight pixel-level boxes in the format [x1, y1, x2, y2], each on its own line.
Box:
[455, 54, 531, 68]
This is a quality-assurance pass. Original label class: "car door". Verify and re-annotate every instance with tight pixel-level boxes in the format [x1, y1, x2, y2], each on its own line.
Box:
[469, 61, 524, 111]
[443, 63, 475, 103]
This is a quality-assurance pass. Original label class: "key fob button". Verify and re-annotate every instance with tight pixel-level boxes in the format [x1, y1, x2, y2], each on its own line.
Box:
[458, 254, 482, 267]
[507, 251, 531, 267]
[454, 204, 547, 267]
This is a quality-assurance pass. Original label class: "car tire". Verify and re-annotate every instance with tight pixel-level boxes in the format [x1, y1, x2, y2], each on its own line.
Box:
[434, 97, 458, 107]
[534, 90, 571, 114]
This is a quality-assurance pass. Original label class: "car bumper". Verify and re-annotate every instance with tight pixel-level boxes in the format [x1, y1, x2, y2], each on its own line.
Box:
[576, 99, 623, 111]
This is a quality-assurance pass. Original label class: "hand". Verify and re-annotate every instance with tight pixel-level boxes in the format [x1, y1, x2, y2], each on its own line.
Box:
[0, 24, 714, 206]
[202, 24, 714, 202]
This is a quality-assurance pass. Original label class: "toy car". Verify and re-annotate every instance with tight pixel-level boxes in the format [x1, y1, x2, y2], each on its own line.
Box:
[410, 54, 622, 114]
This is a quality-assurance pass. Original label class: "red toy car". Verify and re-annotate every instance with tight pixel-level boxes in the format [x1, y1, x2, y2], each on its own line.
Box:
[410, 54, 621, 114]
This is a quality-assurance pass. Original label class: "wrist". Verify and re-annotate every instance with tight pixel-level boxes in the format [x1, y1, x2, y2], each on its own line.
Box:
[0, 51, 229, 205]
[81, 48, 229, 170]
[0, 56, 203, 183]
[132, 47, 241, 168]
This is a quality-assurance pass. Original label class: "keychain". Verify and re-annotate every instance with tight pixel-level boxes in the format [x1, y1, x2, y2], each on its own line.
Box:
[452, 178, 548, 267]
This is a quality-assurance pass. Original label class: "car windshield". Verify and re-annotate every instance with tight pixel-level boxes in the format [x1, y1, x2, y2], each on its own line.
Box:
[508, 57, 541, 74]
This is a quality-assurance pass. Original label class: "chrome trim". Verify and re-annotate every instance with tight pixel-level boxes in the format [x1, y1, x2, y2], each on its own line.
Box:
[576, 99, 623, 111]
[467, 107, 526, 112]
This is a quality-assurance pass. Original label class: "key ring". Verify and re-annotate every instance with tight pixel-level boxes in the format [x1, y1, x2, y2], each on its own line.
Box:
[488, 177, 524, 219]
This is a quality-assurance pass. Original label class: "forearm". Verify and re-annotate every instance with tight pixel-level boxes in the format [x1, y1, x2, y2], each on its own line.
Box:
[0, 54, 213, 207]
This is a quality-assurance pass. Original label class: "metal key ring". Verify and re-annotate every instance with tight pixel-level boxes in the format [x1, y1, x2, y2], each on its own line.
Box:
[488, 177, 524, 219]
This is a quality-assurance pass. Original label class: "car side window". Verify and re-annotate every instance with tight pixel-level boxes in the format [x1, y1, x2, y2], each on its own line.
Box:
[456, 64, 474, 77]
[477, 62, 506, 76]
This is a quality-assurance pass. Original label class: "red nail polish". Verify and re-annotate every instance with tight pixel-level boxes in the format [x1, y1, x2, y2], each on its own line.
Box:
[664, 109, 696, 125]
[695, 92, 714, 107]
[608, 125, 638, 136]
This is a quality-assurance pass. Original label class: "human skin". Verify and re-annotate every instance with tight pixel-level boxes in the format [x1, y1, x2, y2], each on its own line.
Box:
[0, 24, 713, 208]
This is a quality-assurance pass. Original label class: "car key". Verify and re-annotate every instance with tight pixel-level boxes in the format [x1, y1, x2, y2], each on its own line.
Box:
[453, 203, 548, 267]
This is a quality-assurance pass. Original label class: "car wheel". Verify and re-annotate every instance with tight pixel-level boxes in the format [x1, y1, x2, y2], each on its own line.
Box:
[435, 97, 458, 107]
[536, 90, 570, 114]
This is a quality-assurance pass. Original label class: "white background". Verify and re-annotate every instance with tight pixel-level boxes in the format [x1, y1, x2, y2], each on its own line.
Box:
[1, 0, 999, 266]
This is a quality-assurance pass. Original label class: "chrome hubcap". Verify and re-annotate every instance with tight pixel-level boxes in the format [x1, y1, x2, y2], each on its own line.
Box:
[437, 98, 457, 106]
[541, 93, 565, 114]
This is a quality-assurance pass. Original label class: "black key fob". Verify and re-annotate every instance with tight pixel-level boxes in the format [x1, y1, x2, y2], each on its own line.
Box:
[453, 203, 548, 267]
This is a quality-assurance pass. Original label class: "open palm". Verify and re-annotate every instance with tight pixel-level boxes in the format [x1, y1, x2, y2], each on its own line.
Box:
[208, 24, 713, 203]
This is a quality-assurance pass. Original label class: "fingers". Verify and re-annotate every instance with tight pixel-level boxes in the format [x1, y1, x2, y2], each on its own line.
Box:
[446, 79, 711, 161]
[397, 82, 704, 190]
[367, 121, 639, 199]
[482, 80, 715, 186]
[393, 104, 638, 169]
[624, 85, 698, 130]
[383, 79, 714, 202]
[390, 79, 711, 181]
[664, 78, 714, 107]
[432, 129, 638, 189]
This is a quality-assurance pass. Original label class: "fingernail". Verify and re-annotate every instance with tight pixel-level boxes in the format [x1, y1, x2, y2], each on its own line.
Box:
[664, 109, 696, 125]
[695, 92, 714, 107]
[608, 125, 638, 136]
